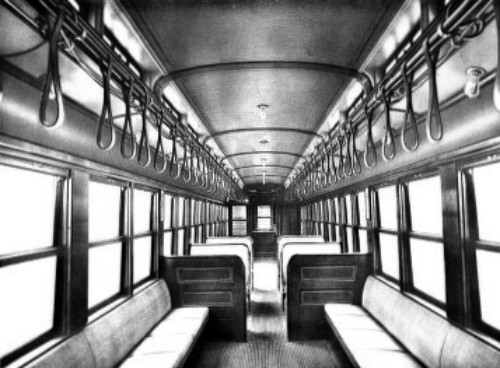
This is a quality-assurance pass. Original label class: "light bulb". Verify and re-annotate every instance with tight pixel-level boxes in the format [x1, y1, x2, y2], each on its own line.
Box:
[464, 67, 485, 99]
[257, 104, 269, 120]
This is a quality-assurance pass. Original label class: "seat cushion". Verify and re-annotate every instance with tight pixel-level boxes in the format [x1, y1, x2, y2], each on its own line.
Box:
[440, 325, 500, 368]
[119, 352, 182, 368]
[325, 303, 423, 368]
[130, 335, 194, 357]
[150, 318, 207, 337]
[362, 277, 448, 368]
[167, 307, 209, 321]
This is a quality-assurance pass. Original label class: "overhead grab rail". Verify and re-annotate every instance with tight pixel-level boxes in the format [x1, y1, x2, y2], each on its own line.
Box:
[8, 0, 241, 195]
[287, 0, 493, 200]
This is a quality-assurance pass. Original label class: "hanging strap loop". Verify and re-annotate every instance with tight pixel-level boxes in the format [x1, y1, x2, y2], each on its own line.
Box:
[120, 77, 136, 160]
[350, 121, 362, 175]
[97, 58, 116, 150]
[343, 125, 353, 177]
[363, 103, 377, 168]
[40, 8, 66, 128]
[154, 109, 168, 172]
[337, 134, 345, 180]
[401, 62, 419, 151]
[181, 136, 192, 182]
[137, 90, 151, 167]
[424, 39, 443, 142]
[381, 87, 396, 161]
[169, 127, 180, 178]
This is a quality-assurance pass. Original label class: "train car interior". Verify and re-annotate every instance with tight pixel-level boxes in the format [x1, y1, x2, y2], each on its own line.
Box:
[1, 0, 500, 367]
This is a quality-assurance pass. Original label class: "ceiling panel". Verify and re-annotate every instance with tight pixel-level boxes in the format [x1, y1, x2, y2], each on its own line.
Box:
[123, 0, 402, 70]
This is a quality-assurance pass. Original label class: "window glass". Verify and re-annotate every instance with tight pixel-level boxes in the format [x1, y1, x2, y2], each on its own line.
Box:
[326, 199, 332, 222]
[177, 229, 185, 255]
[164, 194, 172, 229]
[233, 206, 247, 220]
[257, 218, 272, 230]
[335, 225, 340, 241]
[378, 186, 398, 229]
[345, 195, 352, 225]
[0, 257, 56, 357]
[133, 237, 152, 284]
[347, 227, 353, 253]
[89, 181, 121, 242]
[88, 243, 122, 308]
[359, 229, 368, 253]
[410, 239, 446, 302]
[233, 221, 247, 236]
[379, 233, 399, 279]
[408, 176, 442, 235]
[0, 165, 57, 255]
[334, 198, 340, 223]
[177, 197, 185, 227]
[477, 250, 500, 329]
[258, 206, 271, 217]
[472, 163, 500, 243]
[163, 231, 172, 256]
[134, 189, 152, 234]
[357, 191, 367, 227]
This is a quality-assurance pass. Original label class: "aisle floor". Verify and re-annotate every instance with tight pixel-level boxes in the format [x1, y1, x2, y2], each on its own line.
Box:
[189, 258, 348, 368]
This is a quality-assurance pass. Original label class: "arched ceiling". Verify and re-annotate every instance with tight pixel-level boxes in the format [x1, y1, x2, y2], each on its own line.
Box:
[120, 0, 406, 189]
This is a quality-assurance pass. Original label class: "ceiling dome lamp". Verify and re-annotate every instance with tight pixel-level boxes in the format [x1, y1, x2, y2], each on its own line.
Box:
[257, 104, 270, 120]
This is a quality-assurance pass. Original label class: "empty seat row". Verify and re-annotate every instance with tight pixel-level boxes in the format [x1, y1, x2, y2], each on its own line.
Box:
[27, 280, 208, 368]
[325, 276, 500, 368]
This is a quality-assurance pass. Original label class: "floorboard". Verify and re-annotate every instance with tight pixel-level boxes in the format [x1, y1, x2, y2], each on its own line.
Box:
[189, 258, 349, 368]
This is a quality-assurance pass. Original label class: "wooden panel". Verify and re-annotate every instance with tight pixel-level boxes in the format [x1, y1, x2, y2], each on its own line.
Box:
[181, 291, 233, 306]
[287, 254, 372, 341]
[301, 266, 356, 281]
[301, 290, 353, 305]
[252, 231, 278, 258]
[177, 267, 234, 283]
[160, 256, 247, 341]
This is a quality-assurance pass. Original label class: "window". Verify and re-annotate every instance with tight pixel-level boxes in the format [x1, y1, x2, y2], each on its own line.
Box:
[232, 205, 247, 236]
[132, 188, 154, 285]
[0, 164, 64, 361]
[162, 193, 173, 256]
[376, 185, 399, 281]
[344, 195, 353, 253]
[407, 176, 445, 304]
[465, 161, 500, 333]
[88, 180, 124, 310]
[357, 190, 369, 253]
[174, 197, 186, 255]
[257, 206, 272, 230]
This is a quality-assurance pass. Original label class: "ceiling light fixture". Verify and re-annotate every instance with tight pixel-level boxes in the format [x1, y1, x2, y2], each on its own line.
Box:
[257, 104, 269, 120]
[464, 66, 486, 99]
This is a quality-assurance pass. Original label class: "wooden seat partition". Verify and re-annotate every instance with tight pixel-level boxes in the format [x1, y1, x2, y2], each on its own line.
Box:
[286, 253, 372, 341]
[160, 256, 247, 341]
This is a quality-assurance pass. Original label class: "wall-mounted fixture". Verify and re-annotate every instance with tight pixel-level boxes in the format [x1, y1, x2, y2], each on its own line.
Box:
[464, 66, 486, 98]
[257, 104, 269, 120]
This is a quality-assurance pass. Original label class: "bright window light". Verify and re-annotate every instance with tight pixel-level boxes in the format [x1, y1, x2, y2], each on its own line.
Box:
[472, 163, 500, 243]
[134, 189, 152, 234]
[410, 239, 446, 302]
[88, 243, 122, 309]
[0, 257, 56, 357]
[89, 181, 121, 242]
[133, 237, 152, 284]
[408, 176, 442, 235]
[357, 192, 367, 227]
[163, 231, 173, 256]
[477, 249, 500, 329]
[378, 186, 398, 230]
[345, 195, 352, 225]
[379, 233, 399, 280]
[359, 229, 368, 253]
[177, 230, 185, 255]
[0, 165, 57, 255]
[164, 194, 172, 230]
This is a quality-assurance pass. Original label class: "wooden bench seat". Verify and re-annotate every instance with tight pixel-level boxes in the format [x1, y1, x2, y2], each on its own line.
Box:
[27, 280, 208, 368]
[325, 276, 500, 368]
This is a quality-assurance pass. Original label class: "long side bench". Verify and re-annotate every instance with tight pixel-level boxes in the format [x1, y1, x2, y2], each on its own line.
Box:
[325, 276, 500, 368]
[281, 242, 341, 307]
[277, 236, 325, 288]
[26, 280, 208, 368]
[189, 244, 252, 300]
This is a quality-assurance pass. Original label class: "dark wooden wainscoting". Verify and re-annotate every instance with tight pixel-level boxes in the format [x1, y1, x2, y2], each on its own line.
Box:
[252, 230, 278, 258]
[287, 254, 373, 341]
[160, 256, 247, 341]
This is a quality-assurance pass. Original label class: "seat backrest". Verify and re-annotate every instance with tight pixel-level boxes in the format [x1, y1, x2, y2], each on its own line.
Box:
[278, 236, 324, 262]
[282, 243, 341, 283]
[206, 237, 253, 257]
[26, 280, 172, 368]
[362, 276, 448, 368]
[190, 244, 251, 285]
